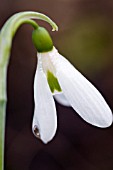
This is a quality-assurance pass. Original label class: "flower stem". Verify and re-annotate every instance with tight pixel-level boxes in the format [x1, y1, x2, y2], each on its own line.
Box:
[0, 102, 6, 170]
[0, 66, 7, 170]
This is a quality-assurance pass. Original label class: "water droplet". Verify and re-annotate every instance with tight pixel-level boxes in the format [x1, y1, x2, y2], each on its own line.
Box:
[33, 125, 40, 139]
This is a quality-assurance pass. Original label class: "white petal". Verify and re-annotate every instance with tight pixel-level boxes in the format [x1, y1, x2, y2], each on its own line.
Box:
[50, 48, 112, 127]
[54, 93, 71, 107]
[32, 53, 57, 143]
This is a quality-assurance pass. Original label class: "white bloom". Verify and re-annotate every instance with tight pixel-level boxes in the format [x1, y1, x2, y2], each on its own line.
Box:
[32, 47, 112, 143]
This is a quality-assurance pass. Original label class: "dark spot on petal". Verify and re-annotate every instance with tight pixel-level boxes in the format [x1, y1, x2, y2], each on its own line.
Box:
[33, 125, 40, 139]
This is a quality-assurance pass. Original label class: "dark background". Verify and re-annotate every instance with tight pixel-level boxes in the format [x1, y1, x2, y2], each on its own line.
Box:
[0, 0, 113, 169]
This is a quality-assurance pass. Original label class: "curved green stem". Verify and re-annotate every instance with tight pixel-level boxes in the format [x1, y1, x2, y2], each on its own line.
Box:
[0, 11, 58, 66]
[0, 11, 58, 170]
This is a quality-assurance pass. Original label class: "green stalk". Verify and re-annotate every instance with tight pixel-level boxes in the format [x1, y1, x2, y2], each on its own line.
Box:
[0, 101, 5, 170]
[0, 66, 7, 170]
[0, 11, 58, 170]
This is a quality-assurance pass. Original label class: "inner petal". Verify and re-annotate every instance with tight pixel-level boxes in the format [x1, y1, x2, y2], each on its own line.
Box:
[40, 51, 62, 94]
[54, 93, 71, 107]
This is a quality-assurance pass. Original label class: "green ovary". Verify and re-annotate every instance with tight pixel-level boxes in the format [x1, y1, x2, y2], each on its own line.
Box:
[32, 27, 53, 52]
[47, 70, 62, 93]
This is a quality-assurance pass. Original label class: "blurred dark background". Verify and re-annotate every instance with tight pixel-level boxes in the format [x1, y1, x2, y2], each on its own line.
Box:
[0, 0, 113, 169]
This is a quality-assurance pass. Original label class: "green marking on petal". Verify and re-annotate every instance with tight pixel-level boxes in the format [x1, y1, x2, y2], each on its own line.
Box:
[47, 70, 62, 93]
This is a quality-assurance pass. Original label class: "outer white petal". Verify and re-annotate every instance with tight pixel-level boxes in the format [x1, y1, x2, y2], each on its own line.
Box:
[32, 53, 57, 143]
[50, 47, 112, 127]
[54, 93, 71, 107]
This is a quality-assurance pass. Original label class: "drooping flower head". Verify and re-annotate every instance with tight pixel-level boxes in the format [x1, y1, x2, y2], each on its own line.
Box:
[32, 26, 113, 144]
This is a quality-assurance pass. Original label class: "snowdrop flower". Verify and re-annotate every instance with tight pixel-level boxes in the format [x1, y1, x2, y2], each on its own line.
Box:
[0, 11, 58, 170]
[32, 27, 112, 144]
